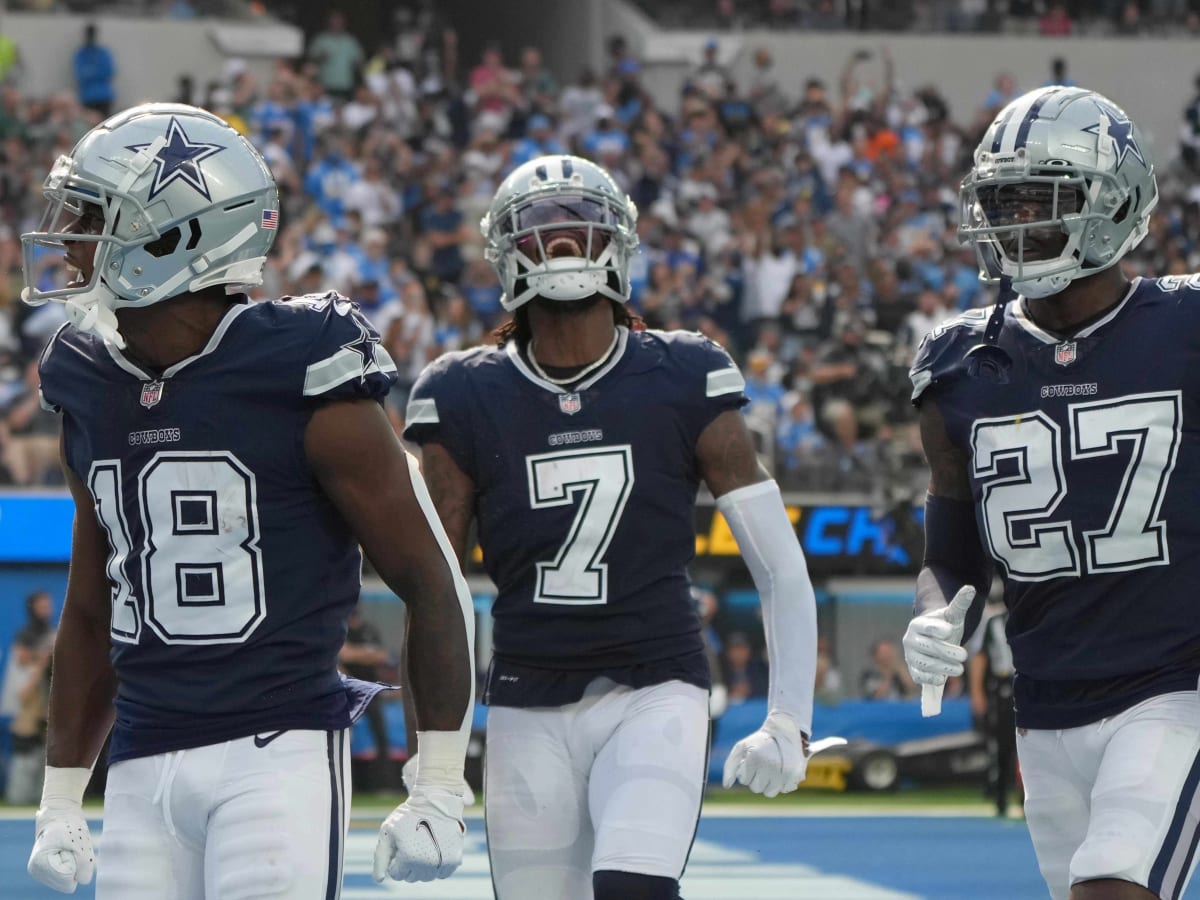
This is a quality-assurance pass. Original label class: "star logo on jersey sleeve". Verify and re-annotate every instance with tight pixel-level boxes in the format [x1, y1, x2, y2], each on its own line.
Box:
[1083, 102, 1146, 169]
[341, 316, 381, 383]
[126, 116, 226, 202]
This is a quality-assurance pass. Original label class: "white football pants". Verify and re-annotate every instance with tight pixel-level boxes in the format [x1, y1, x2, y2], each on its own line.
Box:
[96, 729, 350, 900]
[1019, 689, 1200, 900]
[484, 678, 710, 900]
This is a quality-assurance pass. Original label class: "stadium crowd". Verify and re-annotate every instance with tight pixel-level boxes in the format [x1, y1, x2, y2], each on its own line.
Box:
[2, 10, 1200, 502]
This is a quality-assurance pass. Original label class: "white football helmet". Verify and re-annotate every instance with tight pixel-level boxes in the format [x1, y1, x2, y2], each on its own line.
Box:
[960, 86, 1157, 299]
[21, 103, 279, 344]
[482, 155, 638, 312]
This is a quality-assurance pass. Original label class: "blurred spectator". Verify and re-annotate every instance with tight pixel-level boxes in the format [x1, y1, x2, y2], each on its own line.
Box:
[860, 637, 917, 700]
[900, 289, 954, 357]
[1181, 73, 1200, 176]
[560, 67, 604, 146]
[689, 38, 734, 101]
[0, 28, 22, 86]
[723, 632, 769, 703]
[343, 156, 402, 230]
[72, 23, 115, 118]
[468, 43, 519, 131]
[1, 590, 55, 804]
[516, 46, 558, 119]
[1038, 2, 1073, 36]
[307, 11, 364, 102]
[1, 360, 59, 486]
[419, 181, 469, 286]
[776, 390, 826, 487]
[1042, 56, 1077, 89]
[509, 113, 566, 169]
[338, 603, 394, 791]
[814, 634, 844, 705]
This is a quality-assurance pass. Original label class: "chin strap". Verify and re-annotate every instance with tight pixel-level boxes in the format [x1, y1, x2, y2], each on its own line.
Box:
[24, 282, 127, 348]
[964, 275, 1015, 382]
[66, 293, 126, 348]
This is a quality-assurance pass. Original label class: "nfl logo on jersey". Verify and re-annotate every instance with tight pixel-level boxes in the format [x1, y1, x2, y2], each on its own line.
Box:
[558, 392, 582, 415]
[1054, 341, 1077, 367]
[140, 380, 165, 408]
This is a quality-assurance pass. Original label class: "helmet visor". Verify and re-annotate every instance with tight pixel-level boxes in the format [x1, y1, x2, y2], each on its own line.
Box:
[501, 194, 619, 264]
[964, 173, 1089, 266]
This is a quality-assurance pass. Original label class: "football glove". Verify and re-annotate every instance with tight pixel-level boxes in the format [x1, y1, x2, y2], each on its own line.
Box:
[28, 800, 95, 894]
[373, 785, 465, 883]
[402, 752, 476, 807]
[903, 585, 975, 687]
[722, 711, 809, 798]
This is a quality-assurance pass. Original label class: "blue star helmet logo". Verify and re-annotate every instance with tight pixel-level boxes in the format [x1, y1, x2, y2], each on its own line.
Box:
[1082, 100, 1146, 169]
[126, 116, 226, 202]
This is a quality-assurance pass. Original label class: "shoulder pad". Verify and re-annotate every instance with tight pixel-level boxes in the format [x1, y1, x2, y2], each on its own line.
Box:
[643, 329, 746, 399]
[909, 307, 992, 404]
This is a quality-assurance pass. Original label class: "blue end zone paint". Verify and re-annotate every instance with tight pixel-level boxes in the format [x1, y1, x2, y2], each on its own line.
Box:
[0, 814, 1047, 899]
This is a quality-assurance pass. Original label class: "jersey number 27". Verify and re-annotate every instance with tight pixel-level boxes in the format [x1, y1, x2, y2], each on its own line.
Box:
[972, 392, 1180, 581]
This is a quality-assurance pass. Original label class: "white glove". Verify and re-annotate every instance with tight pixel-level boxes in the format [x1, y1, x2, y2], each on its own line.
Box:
[28, 800, 96, 894]
[402, 753, 476, 807]
[373, 785, 465, 883]
[903, 586, 975, 716]
[722, 711, 808, 798]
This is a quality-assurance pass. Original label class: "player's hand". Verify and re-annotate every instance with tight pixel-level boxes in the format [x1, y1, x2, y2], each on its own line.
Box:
[373, 786, 465, 883]
[27, 800, 95, 894]
[722, 711, 808, 798]
[402, 753, 476, 807]
[902, 586, 975, 688]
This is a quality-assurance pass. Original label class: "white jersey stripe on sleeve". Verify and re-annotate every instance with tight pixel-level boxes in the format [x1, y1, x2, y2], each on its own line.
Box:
[38, 387, 59, 413]
[706, 366, 745, 397]
[405, 397, 439, 425]
[302, 347, 397, 397]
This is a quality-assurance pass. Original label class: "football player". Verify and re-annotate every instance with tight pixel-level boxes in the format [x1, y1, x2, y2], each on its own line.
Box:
[22, 103, 475, 897]
[904, 86, 1200, 900]
[402, 155, 820, 900]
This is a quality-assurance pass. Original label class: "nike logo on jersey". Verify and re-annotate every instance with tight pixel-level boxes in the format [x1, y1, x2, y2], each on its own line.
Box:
[253, 730, 288, 748]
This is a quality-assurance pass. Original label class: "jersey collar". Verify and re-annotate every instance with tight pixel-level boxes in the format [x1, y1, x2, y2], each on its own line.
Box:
[506, 325, 630, 394]
[104, 301, 251, 381]
[1011, 277, 1141, 344]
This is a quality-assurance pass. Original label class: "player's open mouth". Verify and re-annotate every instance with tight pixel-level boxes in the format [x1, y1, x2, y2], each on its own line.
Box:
[545, 234, 586, 259]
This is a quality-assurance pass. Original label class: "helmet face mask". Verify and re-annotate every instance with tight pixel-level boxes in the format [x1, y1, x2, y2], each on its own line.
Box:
[482, 156, 638, 312]
[960, 87, 1158, 299]
[21, 103, 280, 342]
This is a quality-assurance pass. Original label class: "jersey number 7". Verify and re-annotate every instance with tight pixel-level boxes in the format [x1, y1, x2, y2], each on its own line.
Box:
[525, 445, 634, 605]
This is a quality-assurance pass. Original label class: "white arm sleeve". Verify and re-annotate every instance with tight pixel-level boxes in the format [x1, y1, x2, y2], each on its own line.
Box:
[405, 451, 477, 788]
[716, 479, 817, 735]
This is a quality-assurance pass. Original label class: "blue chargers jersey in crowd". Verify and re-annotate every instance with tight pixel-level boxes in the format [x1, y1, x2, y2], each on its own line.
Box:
[38, 293, 397, 763]
[403, 326, 748, 707]
[910, 276, 1200, 729]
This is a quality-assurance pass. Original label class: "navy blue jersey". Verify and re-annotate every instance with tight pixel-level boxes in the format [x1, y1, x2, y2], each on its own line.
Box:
[910, 277, 1200, 729]
[403, 327, 748, 707]
[38, 294, 397, 762]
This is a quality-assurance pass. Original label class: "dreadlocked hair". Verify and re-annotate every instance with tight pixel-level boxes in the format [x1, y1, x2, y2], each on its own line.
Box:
[492, 299, 645, 347]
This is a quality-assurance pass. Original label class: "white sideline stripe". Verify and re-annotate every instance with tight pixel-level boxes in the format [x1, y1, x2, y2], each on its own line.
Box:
[0, 801, 1001, 822]
[339, 833, 921, 899]
[706, 366, 745, 397]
